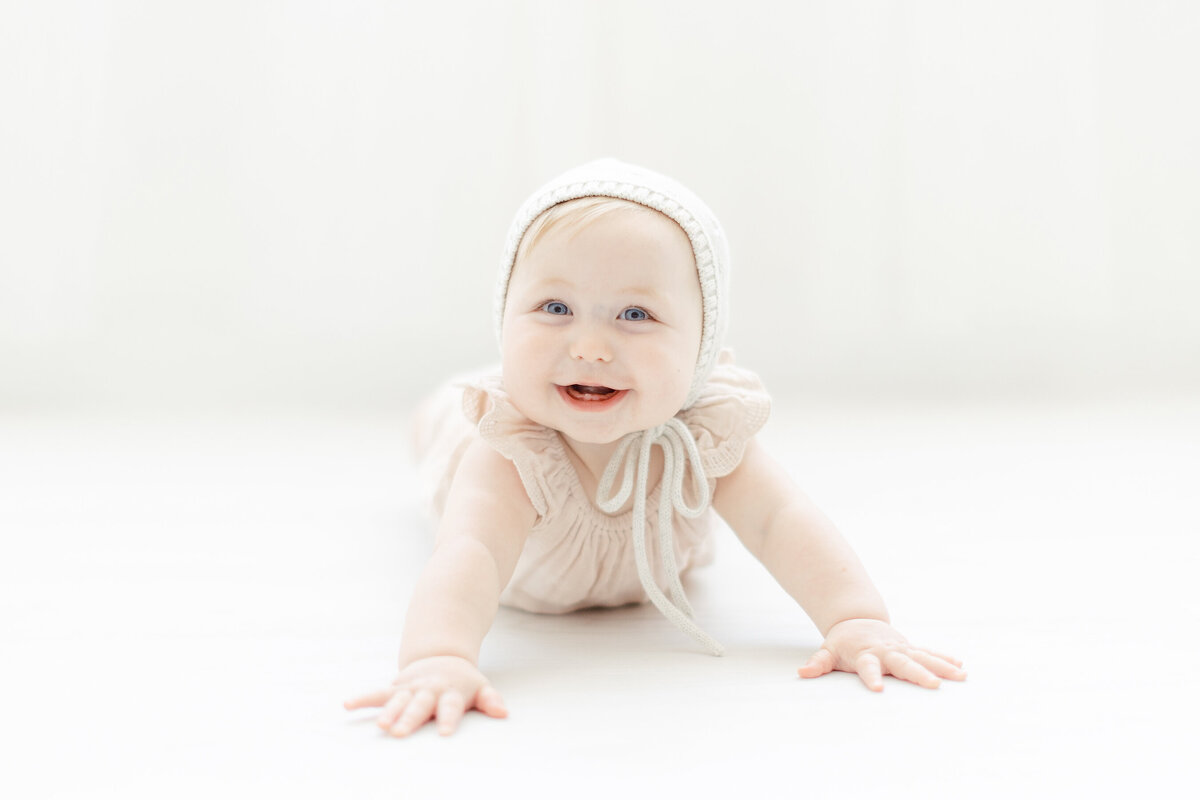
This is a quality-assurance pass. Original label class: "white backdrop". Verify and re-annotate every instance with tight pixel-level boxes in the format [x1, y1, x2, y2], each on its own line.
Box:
[3, 0, 1198, 413]
[5, 6, 1200, 795]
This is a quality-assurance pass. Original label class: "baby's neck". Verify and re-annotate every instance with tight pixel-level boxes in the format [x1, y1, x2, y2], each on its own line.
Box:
[558, 432, 664, 514]
[558, 435, 621, 486]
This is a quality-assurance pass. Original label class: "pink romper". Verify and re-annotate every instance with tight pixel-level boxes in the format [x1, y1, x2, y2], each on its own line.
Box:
[414, 351, 771, 617]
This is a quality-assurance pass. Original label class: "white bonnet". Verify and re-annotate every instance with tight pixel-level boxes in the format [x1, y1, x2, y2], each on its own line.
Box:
[494, 158, 731, 410]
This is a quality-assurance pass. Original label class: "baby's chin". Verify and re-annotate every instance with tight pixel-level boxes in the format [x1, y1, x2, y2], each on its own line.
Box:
[556, 412, 683, 447]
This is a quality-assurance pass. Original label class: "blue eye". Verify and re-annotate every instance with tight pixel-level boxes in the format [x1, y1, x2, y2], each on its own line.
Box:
[541, 301, 570, 316]
[619, 307, 650, 321]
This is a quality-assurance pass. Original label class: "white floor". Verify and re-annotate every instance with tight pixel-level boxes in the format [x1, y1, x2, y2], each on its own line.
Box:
[4, 396, 1198, 798]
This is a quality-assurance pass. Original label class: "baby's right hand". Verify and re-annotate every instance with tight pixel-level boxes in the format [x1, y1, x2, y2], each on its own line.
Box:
[343, 655, 507, 737]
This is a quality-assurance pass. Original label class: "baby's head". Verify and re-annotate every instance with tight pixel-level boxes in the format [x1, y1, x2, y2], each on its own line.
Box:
[495, 159, 730, 444]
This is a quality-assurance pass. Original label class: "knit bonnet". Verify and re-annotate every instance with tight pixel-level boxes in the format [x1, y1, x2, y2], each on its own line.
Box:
[494, 158, 731, 410]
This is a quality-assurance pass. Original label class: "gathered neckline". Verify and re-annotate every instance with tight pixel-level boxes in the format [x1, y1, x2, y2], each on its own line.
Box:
[546, 430, 668, 531]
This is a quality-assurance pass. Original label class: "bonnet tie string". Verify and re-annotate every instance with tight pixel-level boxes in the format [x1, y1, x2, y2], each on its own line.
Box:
[595, 418, 724, 656]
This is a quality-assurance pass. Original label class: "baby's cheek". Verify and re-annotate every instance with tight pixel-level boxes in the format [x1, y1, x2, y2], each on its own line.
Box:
[650, 366, 694, 416]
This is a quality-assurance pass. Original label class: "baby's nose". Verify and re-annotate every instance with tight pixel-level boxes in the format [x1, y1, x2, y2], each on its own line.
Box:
[569, 325, 613, 363]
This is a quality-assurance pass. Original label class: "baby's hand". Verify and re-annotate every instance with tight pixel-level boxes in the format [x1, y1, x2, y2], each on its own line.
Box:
[343, 655, 507, 737]
[797, 618, 966, 692]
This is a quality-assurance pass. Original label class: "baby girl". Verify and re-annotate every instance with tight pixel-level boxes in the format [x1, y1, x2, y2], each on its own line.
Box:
[344, 159, 966, 737]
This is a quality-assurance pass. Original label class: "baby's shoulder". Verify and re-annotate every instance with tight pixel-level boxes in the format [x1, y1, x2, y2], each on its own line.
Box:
[455, 437, 538, 507]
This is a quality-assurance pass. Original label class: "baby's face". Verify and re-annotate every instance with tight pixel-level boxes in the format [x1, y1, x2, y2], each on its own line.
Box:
[501, 205, 702, 447]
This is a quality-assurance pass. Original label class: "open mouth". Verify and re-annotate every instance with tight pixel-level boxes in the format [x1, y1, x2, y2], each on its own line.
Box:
[565, 384, 616, 401]
[558, 384, 628, 409]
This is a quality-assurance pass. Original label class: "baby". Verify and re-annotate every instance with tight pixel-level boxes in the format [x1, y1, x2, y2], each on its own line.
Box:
[344, 159, 966, 737]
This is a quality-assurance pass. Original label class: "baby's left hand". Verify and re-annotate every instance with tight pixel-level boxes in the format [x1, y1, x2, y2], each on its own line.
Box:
[798, 618, 966, 692]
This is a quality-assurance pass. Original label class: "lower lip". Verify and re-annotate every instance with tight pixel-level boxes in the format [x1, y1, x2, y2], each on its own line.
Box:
[556, 386, 629, 412]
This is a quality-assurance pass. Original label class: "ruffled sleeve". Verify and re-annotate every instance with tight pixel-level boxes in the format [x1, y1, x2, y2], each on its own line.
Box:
[460, 373, 562, 518]
[678, 350, 771, 478]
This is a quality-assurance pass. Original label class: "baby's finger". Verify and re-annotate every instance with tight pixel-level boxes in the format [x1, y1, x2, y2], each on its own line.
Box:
[344, 689, 391, 710]
[855, 652, 885, 692]
[436, 690, 467, 736]
[918, 648, 963, 668]
[797, 648, 835, 679]
[882, 651, 940, 689]
[475, 685, 508, 719]
[908, 650, 967, 681]
[390, 688, 436, 737]
[377, 688, 413, 730]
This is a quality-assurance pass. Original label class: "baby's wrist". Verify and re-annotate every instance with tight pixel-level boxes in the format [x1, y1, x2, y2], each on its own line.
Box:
[821, 614, 891, 637]
[397, 647, 477, 669]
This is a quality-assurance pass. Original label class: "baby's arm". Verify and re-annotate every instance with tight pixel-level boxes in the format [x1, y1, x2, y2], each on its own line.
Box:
[713, 438, 965, 691]
[344, 438, 536, 735]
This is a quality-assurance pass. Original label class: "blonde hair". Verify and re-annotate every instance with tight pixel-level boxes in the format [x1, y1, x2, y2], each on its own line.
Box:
[515, 196, 659, 263]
